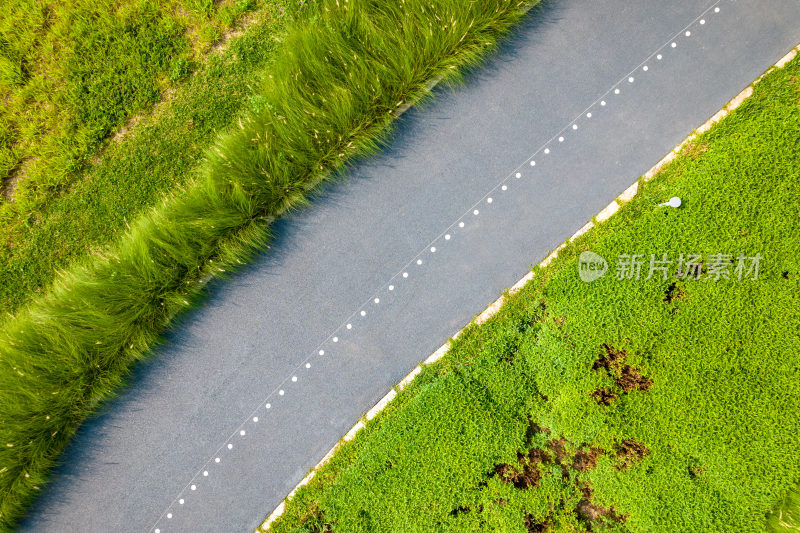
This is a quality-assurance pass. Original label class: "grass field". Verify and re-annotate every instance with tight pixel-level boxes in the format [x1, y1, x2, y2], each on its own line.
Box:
[0, 0, 256, 209]
[0, 4, 291, 316]
[0, 0, 291, 316]
[0, 0, 540, 529]
[266, 53, 800, 532]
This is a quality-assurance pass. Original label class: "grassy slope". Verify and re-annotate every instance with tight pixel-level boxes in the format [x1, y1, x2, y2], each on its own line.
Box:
[268, 54, 800, 532]
[0, 0, 258, 208]
[0, 0, 539, 529]
[0, 4, 288, 316]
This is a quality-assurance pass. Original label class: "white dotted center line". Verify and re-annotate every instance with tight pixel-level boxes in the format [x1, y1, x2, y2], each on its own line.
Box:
[151, 2, 723, 529]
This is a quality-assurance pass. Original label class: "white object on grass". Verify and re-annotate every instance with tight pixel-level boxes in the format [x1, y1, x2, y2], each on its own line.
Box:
[659, 196, 682, 208]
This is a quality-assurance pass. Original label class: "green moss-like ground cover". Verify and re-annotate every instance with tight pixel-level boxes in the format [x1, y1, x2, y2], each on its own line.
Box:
[268, 53, 800, 533]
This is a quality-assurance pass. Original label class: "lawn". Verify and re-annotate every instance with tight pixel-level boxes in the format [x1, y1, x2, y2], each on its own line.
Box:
[0, 0, 256, 211]
[0, 0, 541, 529]
[0, 0, 289, 316]
[0, 3, 292, 316]
[266, 52, 800, 532]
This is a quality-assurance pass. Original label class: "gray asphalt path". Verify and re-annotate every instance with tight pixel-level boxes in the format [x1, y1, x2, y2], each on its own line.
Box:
[17, 1, 800, 531]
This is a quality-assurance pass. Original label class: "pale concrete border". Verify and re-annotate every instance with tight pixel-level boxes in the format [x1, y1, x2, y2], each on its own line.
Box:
[258, 41, 800, 532]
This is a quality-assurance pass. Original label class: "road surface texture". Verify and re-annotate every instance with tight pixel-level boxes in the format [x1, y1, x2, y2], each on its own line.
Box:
[17, 0, 800, 531]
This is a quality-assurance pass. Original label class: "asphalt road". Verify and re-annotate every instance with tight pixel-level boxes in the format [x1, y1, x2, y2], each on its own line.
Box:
[17, 1, 800, 531]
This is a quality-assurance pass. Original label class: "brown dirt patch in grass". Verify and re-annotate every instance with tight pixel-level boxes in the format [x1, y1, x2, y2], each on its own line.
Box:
[688, 459, 705, 479]
[664, 281, 685, 303]
[494, 459, 543, 490]
[592, 345, 652, 402]
[614, 439, 649, 470]
[575, 497, 626, 529]
[495, 420, 644, 530]
[572, 446, 604, 472]
[525, 418, 551, 443]
[548, 437, 569, 464]
[525, 513, 554, 532]
[591, 388, 618, 406]
[616, 365, 652, 393]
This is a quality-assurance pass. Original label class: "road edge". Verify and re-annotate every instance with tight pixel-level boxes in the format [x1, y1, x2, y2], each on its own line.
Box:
[257, 42, 800, 532]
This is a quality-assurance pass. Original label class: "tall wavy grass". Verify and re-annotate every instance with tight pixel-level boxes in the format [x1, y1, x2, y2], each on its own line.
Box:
[0, 0, 538, 528]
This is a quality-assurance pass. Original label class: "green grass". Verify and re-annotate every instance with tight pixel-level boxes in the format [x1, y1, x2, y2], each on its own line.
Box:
[0, 0, 258, 264]
[0, 4, 289, 316]
[0, 0, 540, 529]
[267, 54, 800, 532]
[769, 487, 800, 532]
[767, 487, 800, 533]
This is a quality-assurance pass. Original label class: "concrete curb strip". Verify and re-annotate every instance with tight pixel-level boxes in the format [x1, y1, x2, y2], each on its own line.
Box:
[258, 41, 800, 532]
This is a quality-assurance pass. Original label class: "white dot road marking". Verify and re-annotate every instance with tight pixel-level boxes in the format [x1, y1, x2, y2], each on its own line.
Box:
[445, 234, 451, 240]
[473, 210, 479, 215]
[265, 403, 271, 409]
[157, 8, 721, 520]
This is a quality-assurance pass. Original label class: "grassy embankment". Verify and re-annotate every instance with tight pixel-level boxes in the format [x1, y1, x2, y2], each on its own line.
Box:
[0, 0, 541, 529]
[0, 0, 288, 315]
[0, 0, 255, 205]
[266, 53, 800, 532]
